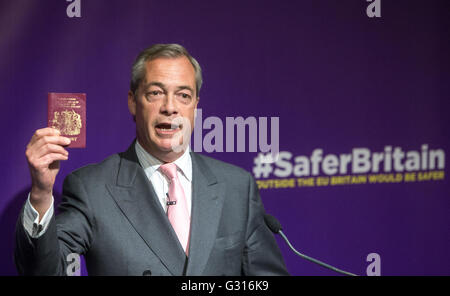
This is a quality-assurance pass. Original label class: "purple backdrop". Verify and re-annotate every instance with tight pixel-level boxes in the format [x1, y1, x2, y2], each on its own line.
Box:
[1, 0, 449, 275]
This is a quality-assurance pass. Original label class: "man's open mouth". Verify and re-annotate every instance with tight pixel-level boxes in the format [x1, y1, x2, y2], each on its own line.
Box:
[155, 122, 182, 135]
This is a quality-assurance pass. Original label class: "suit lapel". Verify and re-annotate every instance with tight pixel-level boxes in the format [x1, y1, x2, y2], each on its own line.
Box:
[185, 152, 225, 275]
[106, 142, 187, 275]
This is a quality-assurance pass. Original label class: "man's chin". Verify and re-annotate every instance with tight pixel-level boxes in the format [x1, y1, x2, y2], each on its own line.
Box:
[156, 140, 185, 153]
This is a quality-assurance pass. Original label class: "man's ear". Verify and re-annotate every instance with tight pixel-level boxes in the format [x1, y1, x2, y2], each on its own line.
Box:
[128, 90, 137, 122]
[194, 97, 200, 119]
[128, 90, 136, 116]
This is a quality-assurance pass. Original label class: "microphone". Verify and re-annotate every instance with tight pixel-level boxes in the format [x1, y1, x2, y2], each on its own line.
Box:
[264, 214, 357, 276]
[166, 193, 176, 206]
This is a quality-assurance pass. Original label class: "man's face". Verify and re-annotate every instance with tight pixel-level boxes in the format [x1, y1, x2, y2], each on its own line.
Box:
[128, 56, 199, 162]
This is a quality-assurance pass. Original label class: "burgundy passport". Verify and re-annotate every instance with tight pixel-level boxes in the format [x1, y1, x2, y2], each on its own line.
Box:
[48, 92, 86, 148]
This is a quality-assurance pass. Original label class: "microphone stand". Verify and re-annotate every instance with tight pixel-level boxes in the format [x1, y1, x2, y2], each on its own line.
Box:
[278, 230, 357, 276]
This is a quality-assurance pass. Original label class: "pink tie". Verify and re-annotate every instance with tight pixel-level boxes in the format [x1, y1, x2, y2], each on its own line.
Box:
[159, 163, 190, 255]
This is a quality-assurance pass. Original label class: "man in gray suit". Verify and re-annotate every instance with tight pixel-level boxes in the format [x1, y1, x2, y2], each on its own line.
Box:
[15, 44, 288, 276]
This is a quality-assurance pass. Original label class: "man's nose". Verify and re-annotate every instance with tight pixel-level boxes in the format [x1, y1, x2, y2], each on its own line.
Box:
[161, 94, 178, 115]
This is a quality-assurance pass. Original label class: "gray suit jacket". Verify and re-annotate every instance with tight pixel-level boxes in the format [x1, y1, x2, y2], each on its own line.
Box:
[15, 141, 288, 276]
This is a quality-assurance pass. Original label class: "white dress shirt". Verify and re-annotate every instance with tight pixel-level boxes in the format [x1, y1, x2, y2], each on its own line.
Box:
[23, 141, 192, 238]
[23, 194, 54, 238]
[134, 140, 192, 215]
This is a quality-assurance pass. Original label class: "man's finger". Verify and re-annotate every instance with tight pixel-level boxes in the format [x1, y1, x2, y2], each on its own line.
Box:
[35, 143, 69, 159]
[39, 153, 69, 167]
[27, 136, 70, 161]
[30, 151, 68, 170]
[35, 127, 60, 137]
[33, 135, 71, 149]
[30, 127, 60, 142]
[29, 128, 61, 145]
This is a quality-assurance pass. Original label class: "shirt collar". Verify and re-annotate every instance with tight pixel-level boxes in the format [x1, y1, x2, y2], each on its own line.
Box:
[134, 140, 192, 182]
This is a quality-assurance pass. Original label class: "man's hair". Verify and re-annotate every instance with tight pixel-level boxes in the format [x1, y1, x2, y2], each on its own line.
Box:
[130, 43, 203, 98]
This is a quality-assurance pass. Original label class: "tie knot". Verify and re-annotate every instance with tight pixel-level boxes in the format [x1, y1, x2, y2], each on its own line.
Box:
[159, 163, 178, 180]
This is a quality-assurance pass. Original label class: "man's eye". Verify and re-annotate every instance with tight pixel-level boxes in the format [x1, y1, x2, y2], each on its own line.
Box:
[178, 93, 191, 100]
[145, 90, 163, 100]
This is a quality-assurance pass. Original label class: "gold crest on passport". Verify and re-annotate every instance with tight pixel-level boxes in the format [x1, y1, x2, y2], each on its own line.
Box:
[48, 92, 86, 148]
